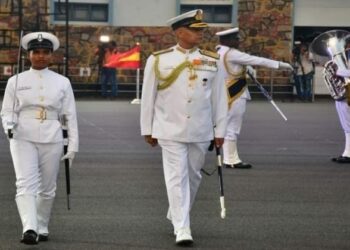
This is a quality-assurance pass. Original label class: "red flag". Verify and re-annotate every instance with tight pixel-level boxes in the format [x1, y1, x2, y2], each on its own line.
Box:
[104, 45, 141, 69]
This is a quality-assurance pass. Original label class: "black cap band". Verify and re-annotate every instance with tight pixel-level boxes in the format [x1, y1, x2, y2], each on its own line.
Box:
[219, 33, 240, 41]
[27, 39, 53, 51]
[171, 17, 201, 30]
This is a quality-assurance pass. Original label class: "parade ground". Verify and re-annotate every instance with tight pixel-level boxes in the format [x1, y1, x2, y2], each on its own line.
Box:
[0, 99, 349, 250]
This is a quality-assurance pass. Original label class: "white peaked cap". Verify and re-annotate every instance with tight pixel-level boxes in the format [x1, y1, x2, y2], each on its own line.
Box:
[166, 9, 208, 30]
[22, 32, 60, 51]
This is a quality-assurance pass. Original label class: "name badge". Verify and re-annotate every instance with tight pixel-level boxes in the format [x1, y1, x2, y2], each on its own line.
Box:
[17, 86, 32, 91]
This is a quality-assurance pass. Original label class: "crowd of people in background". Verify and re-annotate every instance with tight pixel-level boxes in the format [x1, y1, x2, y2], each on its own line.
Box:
[291, 41, 316, 101]
[95, 41, 119, 98]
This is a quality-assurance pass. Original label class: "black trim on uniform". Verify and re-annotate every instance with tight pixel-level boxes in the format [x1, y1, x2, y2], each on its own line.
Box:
[227, 78, 247, 98]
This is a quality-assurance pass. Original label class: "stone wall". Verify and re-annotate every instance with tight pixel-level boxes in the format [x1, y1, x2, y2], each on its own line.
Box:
[238, 0, 293, 60]
[0, 0, 293, 84]
[238, 0, 293, 83]
[53, 25, 225, 83]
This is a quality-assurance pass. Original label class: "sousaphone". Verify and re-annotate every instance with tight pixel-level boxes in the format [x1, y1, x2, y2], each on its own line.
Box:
[310, 29, 350, 101]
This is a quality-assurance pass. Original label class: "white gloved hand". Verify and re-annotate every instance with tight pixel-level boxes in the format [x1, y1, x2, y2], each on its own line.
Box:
[4, 121, 16, 139]
[61, 151, 75, 167]
[246, 65, 256, 78]
[4, 129, 10, 140]
[279, 61, 294, 71]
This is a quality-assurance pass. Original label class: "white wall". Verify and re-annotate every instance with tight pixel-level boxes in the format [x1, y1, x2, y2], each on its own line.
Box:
[294, 0, 350, 27]
[113, 0, 177, 26]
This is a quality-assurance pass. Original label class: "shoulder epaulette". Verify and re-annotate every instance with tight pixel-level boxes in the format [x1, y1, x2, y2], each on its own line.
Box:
[199, 49, 220, 60]
[152, 48, 174, 56]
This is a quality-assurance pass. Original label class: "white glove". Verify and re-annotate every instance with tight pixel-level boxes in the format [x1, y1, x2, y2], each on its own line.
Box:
[279, 61, 294, 71]
[61, 151, 75, 167]
[246, 65, 256, 78]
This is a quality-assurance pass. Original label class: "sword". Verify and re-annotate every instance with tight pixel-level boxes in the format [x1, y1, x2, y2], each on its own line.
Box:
[201, 140, 226, 219]
[215, 145, 226, 219]
[7, 30, 23, 138]
[246, 68, 288, 121]
[61, 115, 71, 210]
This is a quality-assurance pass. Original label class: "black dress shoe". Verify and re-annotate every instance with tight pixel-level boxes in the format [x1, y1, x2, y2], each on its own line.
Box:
[224, 164, 234, 168]
[332, 156, 350, 163]
[176, 239, 194, 247]
[20, 230, 38, 245]
[224, 162, 252, 169]
[39, 234, 49, 241]
[234, 162, 252, 169]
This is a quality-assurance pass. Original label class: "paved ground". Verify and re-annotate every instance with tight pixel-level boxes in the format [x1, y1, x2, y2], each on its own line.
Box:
[0, 99, 349, 250]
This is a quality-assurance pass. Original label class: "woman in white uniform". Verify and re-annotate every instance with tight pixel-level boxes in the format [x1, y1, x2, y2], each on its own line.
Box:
[1, 31, 78, 245]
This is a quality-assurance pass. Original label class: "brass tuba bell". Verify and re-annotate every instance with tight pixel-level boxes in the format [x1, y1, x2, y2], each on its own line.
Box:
[310, 29, 350, 100]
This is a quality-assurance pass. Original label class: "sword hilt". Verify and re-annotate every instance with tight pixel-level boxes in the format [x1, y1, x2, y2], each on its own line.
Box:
[208, 140, 214, 151]
[8, 129, 13, 139]
[6, 122, 15, 139]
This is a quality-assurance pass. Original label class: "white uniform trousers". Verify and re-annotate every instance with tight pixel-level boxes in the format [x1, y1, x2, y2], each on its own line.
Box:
[223, 98, 247, 164]
[335, 100, 350, 156]
[158, 139, 209, 231]
[10, 139, 63, 233]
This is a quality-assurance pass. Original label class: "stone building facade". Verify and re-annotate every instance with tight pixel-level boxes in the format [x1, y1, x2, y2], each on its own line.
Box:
[0, 0, 293, 84]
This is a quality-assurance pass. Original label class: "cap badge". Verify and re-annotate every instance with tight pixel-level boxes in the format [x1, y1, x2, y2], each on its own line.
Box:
[37, 34, 43, 42]
[195, 10, 202, 21]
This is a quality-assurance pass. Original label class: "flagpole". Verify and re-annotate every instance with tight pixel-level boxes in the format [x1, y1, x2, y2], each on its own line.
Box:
[131, 68, 141, 104]
[131, 43, 141, 104]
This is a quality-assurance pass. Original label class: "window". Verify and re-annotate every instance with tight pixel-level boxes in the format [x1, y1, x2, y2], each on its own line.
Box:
[54, 2, 108, 22]
[180, 4, 232, 24]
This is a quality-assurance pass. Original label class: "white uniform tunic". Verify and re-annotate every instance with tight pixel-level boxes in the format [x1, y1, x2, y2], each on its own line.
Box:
[141, 46, 227, 141]
[140, 45, 227, 230]
[216, 45, 280, 164]
[1, 68, 79, 152]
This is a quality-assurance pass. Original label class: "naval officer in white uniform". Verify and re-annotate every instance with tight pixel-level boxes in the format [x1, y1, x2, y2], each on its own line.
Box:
[1, 32, 78, 244]
[216, 27, 293, 169]
[140, 9, 227, 246]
